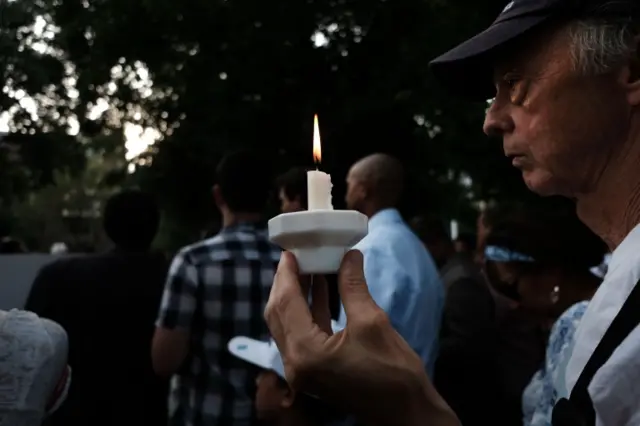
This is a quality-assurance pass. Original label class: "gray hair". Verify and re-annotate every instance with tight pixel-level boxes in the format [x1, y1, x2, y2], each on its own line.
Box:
[567, 17, 637, 75]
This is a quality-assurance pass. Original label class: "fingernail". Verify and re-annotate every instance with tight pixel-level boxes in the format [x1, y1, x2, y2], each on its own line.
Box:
[280, 251, 299, 273]
[282, 251, 294, 263]
[343, 250, 363, 268]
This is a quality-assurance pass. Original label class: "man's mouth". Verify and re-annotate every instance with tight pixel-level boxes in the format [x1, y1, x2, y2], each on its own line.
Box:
[506, 153, 526, 168]
[511, 155, 525, 167]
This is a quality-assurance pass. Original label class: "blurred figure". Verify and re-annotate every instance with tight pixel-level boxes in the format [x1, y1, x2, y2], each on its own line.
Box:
[410, 215, 497, 426]
[0, 309, 70, 426]
[50, 242, 68, 255]
[410, 215, 452, 270]
[25, 190, 169, 426]
[276, 167, 307, 213]
[227, 321, 346, 426]
[483, 208, 606, 426]
[453, 232, 476, 256]
[475, 204, 516, 265]
[0, 236, 26, 253]
[410, 215, 484, 289]
[475, 210, 490, 264]
[590, 253, 611, 280]
[153, 150, 281, 426]
[343, 153, 444, 375]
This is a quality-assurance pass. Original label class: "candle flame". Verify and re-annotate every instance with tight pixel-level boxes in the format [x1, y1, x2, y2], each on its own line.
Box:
[313, 114, 321, 164]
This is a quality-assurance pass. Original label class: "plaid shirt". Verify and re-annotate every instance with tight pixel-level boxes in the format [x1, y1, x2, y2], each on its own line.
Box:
[156, 222, 281, 426]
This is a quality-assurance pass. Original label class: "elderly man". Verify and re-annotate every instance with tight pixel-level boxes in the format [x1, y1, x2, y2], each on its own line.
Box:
[263, 1, 640, 425]
[341, 154, 443, 375]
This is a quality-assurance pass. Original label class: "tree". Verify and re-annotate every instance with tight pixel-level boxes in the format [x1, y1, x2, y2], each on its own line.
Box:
[3, 0, 535, 248]
[1, 0, 87, 209]
[9, 130, 128, 251]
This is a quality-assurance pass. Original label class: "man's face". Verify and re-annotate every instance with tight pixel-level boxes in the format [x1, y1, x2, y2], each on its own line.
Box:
[483, 24, 631, 197]
[345, 167, 367, 212]
[278, 188, 303, 213]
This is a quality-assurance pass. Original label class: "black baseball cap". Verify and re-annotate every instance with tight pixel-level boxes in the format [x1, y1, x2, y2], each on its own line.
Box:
[430, 0, 639, 101]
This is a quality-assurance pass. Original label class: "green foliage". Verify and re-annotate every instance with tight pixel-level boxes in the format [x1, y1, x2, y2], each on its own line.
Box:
[2, 0, 538, 248]
[9, 131, 127, 251]
[0, 132, 87, 217]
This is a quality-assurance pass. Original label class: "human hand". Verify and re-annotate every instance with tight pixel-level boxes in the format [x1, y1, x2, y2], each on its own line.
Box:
[265, 250, 459, 426]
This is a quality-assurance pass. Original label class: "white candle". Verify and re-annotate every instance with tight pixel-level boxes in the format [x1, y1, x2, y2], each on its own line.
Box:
[307, 114, 333, 210]
[307, 170, 333, 210]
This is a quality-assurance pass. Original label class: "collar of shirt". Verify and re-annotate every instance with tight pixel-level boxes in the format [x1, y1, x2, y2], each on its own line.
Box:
[564, 223, 640, 405]
[219, 221, 267, 235]
[368, 208, 403, 231]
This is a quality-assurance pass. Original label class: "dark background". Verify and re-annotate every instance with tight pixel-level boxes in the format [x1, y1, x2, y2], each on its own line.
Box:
[0, 0, 552, 251]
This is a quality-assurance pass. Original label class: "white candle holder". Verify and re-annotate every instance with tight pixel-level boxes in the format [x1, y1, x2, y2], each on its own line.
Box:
[268, 210, 368, 274]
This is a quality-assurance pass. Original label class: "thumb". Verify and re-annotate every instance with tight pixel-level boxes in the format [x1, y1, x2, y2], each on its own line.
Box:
[266, 251, 315, 344]
[338, 250, 375, 317]
[276, 251, 301, 285]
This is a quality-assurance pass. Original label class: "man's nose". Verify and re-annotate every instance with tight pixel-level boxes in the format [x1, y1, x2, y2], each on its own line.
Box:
[483, 101, 514, 137]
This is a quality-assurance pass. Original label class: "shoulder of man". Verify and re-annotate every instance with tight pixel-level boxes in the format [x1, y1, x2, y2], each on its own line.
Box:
[178, 232, 281, 267]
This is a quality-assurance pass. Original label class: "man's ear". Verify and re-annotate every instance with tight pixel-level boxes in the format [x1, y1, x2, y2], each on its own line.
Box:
[359, 183, 369, 202]
[279, 386, 296, 409]
[624, 36, 640, 106]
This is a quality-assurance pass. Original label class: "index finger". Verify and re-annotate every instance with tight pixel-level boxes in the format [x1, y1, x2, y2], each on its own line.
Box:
[310, 275, 332, 336]
[265, 251, 315, 346]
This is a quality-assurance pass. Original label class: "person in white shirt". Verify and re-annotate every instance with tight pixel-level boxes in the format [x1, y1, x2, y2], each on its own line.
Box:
[262, 1, 640, 426]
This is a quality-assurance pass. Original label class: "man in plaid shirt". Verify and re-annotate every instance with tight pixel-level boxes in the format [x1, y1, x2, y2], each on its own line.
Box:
[152, 150, 281, 426]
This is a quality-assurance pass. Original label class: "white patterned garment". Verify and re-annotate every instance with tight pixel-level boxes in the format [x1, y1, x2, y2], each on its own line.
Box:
[0, 310, 69, 426]
[522, 302, 588, 426]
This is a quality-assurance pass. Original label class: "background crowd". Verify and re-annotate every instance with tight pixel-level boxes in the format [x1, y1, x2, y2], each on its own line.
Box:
[2, 1, 637, 425]
[0, 148, 609, 426]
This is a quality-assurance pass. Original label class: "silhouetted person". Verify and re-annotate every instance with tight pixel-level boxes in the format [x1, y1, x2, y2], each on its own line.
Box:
[276, 167, 307, 213]
[152, 150, 281, 426]
[0, 236, 26, 253]
[411, 216, 453, 270]
[411, 215, 497, 426]
[25, 190, 169, 426]
[454, 232, 476, 256]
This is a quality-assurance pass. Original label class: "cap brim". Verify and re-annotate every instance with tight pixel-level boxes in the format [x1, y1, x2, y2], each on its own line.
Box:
[228, 336, 271, 371]
[430, 15, 547, 101]
[228, 320, 342, 371]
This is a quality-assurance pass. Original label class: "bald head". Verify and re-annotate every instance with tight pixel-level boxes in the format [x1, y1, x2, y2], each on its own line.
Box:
[347, 153, 404, 212]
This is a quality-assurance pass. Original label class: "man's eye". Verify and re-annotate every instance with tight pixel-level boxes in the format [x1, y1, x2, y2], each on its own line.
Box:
[504, 76, 520, 88]
[503, 74, 527, 104]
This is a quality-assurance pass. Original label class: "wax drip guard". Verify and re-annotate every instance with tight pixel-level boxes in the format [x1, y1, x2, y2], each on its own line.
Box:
[268, 210, 369, 274]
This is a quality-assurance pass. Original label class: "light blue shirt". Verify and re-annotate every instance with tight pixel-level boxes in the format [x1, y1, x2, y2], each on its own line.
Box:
[338, 208, 444, 375]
